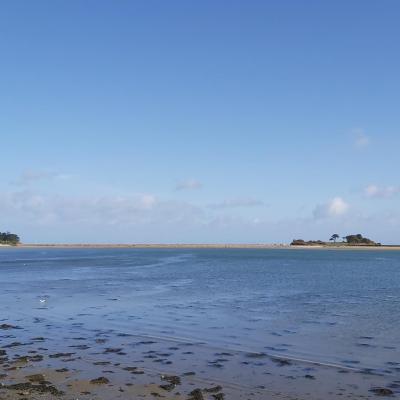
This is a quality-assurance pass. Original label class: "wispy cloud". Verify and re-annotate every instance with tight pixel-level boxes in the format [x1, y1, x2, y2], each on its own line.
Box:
[313, 197, 349, 219]
[207, 197, 264, 209]
[364, 184, 400, 198]
[0, 190, 203, 227]
[353, 129, 370, 149]
[175, 179, 202, 191]
[11, 170, 71, 186]
[2, 188, 400, 244]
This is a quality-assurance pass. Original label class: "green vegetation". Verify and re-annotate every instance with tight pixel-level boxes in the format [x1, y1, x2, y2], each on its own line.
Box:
[291, 234, 381, 247]
[290, 239, 325, 246]
[0, 231, 20, 246]
[329, 234, 340, 243]
[343, 234, 380, 246]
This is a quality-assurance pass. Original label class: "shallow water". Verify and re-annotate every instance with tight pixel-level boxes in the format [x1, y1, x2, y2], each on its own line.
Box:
[1, 247, 399, 375]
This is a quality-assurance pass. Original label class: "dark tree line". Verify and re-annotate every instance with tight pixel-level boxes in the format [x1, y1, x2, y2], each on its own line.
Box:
[342, 234, 379, 245]
[331, 233, 379, 245]
[0, 231, 20, 245]
[292, 233, 380, 246]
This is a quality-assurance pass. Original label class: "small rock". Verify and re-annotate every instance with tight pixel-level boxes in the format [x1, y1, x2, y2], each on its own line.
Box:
[159, 383, 175, 391]
[370, 387, 394, 396]
[204, 386, 222, 393]
[0, 324, 19, 330]
[26, 374, 45, 383]
[90, 377, 110, 384]
[49, 352, 75, 358]
[188, 388, 204, 400]
[161, 375, 181, 385]
[271, 357, 292, 366]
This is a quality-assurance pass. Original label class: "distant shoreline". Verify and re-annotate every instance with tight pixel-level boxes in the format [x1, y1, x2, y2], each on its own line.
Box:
[11, 243, 400, 250]
[17, 243, 287, 249]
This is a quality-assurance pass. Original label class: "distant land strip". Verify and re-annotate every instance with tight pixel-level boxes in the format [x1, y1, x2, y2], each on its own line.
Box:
[11, 243, 400, 250]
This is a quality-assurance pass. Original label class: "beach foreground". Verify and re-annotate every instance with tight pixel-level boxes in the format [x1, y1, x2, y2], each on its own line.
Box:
[0, 321, 397, 400]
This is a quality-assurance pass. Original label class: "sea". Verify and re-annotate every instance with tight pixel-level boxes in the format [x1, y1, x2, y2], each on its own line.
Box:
[1, 247, 399, 397]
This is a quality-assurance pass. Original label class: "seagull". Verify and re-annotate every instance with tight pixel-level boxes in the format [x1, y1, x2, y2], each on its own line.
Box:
[39, 299, 46, 303]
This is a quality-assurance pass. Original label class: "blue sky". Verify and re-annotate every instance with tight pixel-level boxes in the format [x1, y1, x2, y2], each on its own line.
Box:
[1, 1, 400, 243]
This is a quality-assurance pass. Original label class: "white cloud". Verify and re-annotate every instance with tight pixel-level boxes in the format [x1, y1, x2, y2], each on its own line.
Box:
[313, 197, 349, 219]
[138, 194, 157, 209]
[208, 197, 264, 209]
[2, 188, 400, 244]
[353, 129, 370, 148]
[11, 170, 71, 186]
[364, 184, 400, 198]
[175, 179, 202, 191]
[0, 190, 203, 228]
[328, 197, 349, 215]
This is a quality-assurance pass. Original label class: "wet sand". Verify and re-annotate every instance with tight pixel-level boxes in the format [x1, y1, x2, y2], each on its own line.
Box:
[1, 321, 398, 400]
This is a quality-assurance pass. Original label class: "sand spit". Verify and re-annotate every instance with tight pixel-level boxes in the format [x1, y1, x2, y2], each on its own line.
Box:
[13, 243, 400, 250]
[18, 243, 287, 248]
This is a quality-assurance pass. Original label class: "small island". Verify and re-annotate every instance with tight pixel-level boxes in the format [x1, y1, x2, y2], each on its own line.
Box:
[0, 231, 20, 246]
[291, 234, 381, 247]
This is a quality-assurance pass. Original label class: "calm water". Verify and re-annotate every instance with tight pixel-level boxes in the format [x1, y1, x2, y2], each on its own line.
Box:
[1, 248, 399, 373]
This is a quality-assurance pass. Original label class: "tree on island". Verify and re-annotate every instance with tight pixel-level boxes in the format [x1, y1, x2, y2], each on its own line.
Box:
[291, 233, 380, 246]
[329, 234, 340, 243]
[0, 231, 20, 245]
[344, 234, 380, 246]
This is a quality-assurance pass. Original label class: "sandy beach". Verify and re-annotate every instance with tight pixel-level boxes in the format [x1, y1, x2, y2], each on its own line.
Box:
[1, 320, 397, 400]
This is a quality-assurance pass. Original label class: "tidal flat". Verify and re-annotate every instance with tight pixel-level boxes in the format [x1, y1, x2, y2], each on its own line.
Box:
[0, 248, 399, 399]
